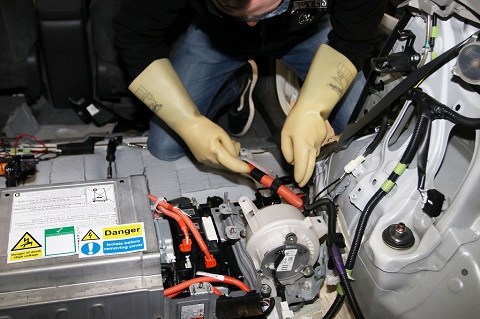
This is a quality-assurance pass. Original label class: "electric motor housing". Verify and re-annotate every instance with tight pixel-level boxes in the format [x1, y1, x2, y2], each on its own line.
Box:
[238, 196, 327, 285]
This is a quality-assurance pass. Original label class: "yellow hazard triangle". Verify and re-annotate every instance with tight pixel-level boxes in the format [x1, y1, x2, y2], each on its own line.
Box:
[82, 229, 100, 241]
[11, 232, 42, 251]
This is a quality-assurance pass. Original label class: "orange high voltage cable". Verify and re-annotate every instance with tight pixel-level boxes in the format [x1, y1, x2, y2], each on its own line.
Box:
[164, 274, 250, 297]
[156, 205, 192, 252]
[149, 194, 217, 268]
[166, 283, 223, 298]
[246, 163, 304, 209]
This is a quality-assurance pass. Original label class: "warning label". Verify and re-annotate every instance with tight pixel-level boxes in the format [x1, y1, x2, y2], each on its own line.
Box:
[11, 232, 41, 251]
[9, 232, 43, 262]
[6, 182, 118, 264]
[7, 227, 76, 263]
[181, 303, 205, 319]
[79, 223, 146, 258]
[82, 229, 100, 241]
[10, 248, 43, 262]
[10, 183, 117, 232]
[277, 249, 297, 272]
[103, 224, 143, 240]
[4, 182, 147, 263]
[103, 238, 145, 254]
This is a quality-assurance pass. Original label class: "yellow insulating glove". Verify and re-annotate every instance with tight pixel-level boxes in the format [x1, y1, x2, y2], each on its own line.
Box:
[281, 44, 357, 187]
[129, 58, 250, 173]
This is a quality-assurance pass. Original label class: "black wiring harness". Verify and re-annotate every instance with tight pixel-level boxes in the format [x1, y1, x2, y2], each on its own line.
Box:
[306, 88, 480, 319]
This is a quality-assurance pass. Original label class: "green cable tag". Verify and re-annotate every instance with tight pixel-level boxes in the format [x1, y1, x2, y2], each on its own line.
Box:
[393, 162, 407, 175]
[431, 26, 439, 38]
[336, 269, 354, 295]
[381, 180, 395, 193]
[9, 148, 31, 154]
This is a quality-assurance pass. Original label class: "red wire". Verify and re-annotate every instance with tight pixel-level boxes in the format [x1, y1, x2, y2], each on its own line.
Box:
[149, 194, 217, 268]
[157, 205, 192, 252]
[166, 284, 223, 299]
[164, 276, 250, 297]
[212, 285, 223, 295]
[247, 163, 304, 209]
[13, 133, 48, 155]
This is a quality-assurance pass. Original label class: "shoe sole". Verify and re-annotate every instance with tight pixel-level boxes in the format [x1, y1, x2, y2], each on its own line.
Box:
[233, 60, 258, 137]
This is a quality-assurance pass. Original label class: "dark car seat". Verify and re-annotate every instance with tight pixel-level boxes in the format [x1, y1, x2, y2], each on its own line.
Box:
[88, 0, 193, 130]
[0, 0, 41, 104]
[89, 0, 149, 125]
[33, 0, 151, 130]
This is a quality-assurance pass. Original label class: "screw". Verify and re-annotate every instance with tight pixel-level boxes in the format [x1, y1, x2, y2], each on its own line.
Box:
[261, 284, 272, 297]
[395, 222, 406, 234]
[302, 265, 314, 277]
[301, 283, 311, 291]
[285, 233, 297, 245]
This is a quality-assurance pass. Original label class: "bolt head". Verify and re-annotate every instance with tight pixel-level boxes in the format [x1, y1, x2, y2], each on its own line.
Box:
[285, 233, 297, 244]
[301, 283, 311, 291]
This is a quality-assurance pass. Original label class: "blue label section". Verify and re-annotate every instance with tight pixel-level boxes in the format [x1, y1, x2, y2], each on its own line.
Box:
[103, 237, 145, 254]
[81, 242, 101, 255]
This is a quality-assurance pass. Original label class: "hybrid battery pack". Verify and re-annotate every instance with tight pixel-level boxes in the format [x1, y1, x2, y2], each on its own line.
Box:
[0, 176, 164, 319]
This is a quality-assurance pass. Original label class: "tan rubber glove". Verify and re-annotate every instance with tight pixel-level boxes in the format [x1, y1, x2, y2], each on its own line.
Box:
[281, 44, 357, 187]
[129, 58, 250, 173]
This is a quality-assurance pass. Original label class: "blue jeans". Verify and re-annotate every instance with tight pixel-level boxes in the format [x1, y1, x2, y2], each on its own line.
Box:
[147, 15, 366, 160]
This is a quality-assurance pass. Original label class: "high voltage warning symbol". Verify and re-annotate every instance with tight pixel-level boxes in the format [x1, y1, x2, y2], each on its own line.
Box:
[82, 229, 100, 241]
[11, 232, 42, 251]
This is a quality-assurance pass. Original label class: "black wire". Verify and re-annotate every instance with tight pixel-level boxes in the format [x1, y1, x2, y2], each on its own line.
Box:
[442, 108, 480, 129]
[346, 115, 429, 269]
[262, 297, 276, 316]
[338, 272, 364, 319]
[322, 193, 363, 319]
[319, 30, 480, 318]
[400, 116, 430, 164]
[430, 14, 437, 50]
[416, 118, 432, 189]
[407, 88, 480, 130]
[308, 198, 365, 319]
[322, 294, 346, 319]
[327, 90, 480, 317]
[310, 115, 389, 210]
[364, 115, 389, 157]
[312, 176, 343, 203]
[272, 250, 286, 302]
[161, 263, 178, 287]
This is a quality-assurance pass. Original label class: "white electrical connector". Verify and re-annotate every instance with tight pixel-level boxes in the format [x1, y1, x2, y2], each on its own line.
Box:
[185, 255, 192, 269]
[344, 155, 366, 174]
[281, 301, 295, 319]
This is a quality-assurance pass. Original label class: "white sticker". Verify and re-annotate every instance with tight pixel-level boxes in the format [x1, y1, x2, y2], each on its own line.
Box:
[78, 222, 147, 258]
[7, 183, 118, 263]
[181, 304, 205, 319]
[10, 184, 117, 231]
[277, 249, 297, 272]
[86, 103, 100, 116]
[202, 216, 218, 241]
[196, 271, 224, 281]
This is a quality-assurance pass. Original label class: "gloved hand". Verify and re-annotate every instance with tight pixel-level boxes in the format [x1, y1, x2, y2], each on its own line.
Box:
[129, 58, 250, 173]
[281, 44, 357, 187]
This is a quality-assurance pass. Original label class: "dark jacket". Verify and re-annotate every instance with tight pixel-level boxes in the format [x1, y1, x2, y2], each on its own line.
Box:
[114, 0, 387, 78]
